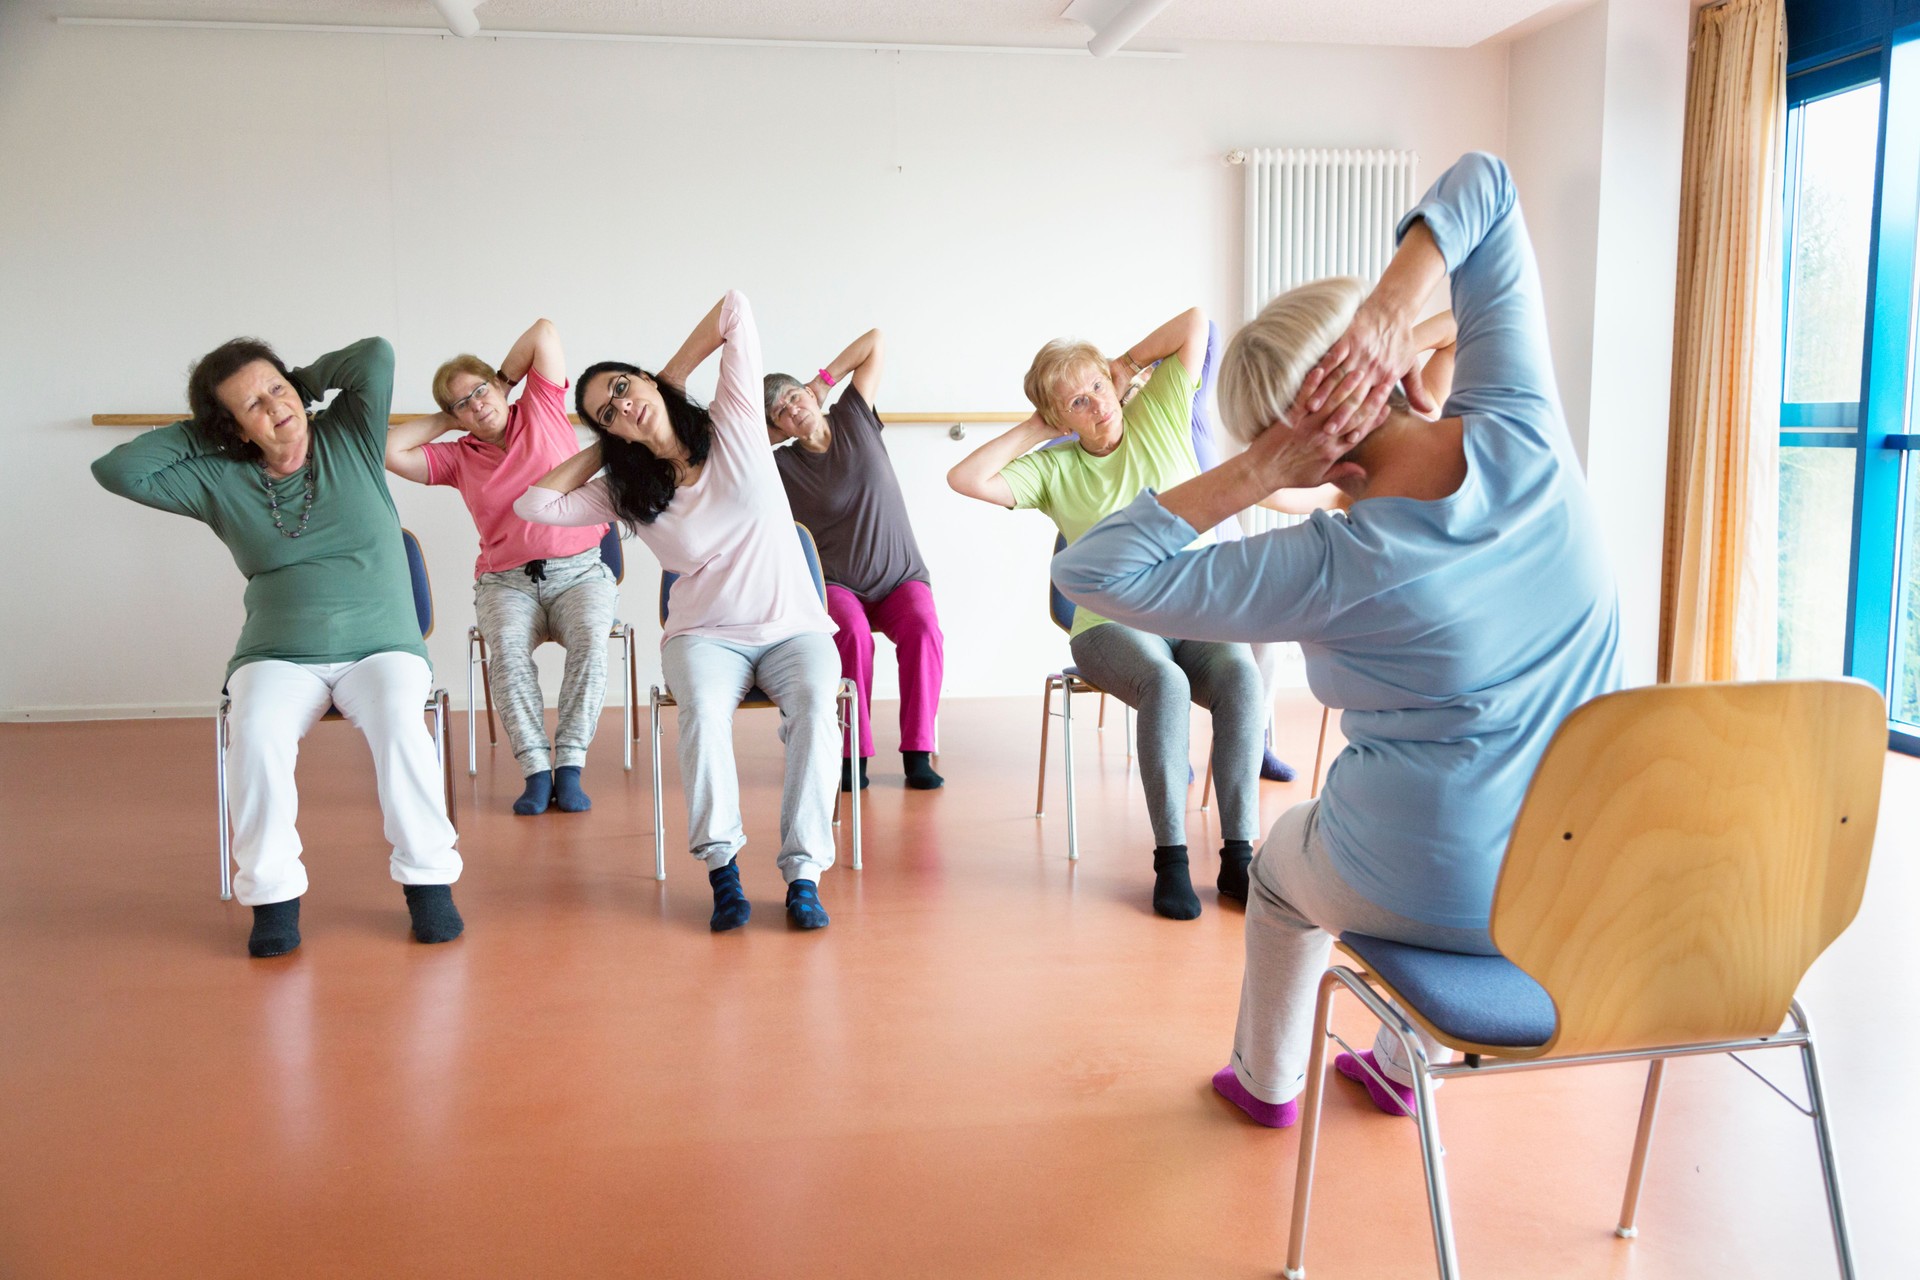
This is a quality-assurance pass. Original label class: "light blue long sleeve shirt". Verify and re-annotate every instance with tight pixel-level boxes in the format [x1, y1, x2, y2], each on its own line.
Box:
[1051, 153, 1623, 930]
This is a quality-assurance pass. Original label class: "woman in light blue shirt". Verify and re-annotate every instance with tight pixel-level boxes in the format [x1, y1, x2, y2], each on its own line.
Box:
[1051, 152, 1624, 1126]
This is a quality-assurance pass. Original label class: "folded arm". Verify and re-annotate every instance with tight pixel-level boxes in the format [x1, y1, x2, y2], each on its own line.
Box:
[1112, 306, 1207, 393]
[383, 413, 456, 485]
[811, 327, 884, 409]
[90, 420, 219, 519]
[289, 336, 396, 442]
[946, 413, 1065, 509]
[498, 317, 566, 387]
[515, 442, 616, 527]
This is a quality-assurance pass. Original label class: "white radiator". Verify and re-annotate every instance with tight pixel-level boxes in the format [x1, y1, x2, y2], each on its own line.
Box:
[1240, 147, 1419, 323]
[1232, 147, 1417, 542]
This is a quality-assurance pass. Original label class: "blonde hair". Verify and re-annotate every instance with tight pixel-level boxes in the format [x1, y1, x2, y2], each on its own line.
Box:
[1219, 276, 1375, 446]
[432, 354, 502, 413]
[1022, 338, 1107, 431]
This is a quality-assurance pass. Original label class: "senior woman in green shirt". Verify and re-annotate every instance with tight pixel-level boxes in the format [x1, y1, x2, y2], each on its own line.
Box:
[93, 335, 464, 958]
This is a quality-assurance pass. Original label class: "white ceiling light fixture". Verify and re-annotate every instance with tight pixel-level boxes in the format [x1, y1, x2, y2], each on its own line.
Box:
[429, 0, 480, 38]
[1063, 0, 1177, 58]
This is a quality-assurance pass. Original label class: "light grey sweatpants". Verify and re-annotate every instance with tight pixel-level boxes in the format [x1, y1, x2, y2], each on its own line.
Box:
[474, 546, 618, 776]
[660, 630, 842, 884]
[1230, 799, 1498, 1105]
[1067, 621, 1263, 848]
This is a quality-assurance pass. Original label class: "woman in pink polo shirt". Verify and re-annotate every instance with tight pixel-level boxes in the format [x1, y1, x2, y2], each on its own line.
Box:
[385, 319, 616, 816]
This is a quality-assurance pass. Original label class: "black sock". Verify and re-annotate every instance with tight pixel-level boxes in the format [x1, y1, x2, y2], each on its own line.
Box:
[785, 878, 830, 930]
[708, 860, 751, 932]
[1217, 840, 1255, 902]
[248, 897, 302, 958]
[902, 750, 944, 790]
[552, 765, 591, 812]
[403, 884, 464, 944]
[513, 770, 553, 815]
[1152, 846, 1201, 920]
[840, 756, 869, 792]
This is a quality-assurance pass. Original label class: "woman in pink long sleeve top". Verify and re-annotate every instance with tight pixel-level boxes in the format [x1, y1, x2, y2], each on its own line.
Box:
[515, 291, 842, 932]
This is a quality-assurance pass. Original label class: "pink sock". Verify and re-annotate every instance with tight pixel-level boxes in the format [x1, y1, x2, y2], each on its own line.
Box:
[1212, 1066, 1299, 1128]
[1335, 1051, 1417, 1117]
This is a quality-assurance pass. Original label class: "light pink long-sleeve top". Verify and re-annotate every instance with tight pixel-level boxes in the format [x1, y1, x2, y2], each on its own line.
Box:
[514, 291, 836, 649]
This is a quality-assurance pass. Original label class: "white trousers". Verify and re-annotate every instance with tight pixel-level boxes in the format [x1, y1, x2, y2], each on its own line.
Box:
[225, 651, 461, 906]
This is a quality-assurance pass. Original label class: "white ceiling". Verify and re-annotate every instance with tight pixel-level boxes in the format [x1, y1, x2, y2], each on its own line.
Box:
[43, 0, 1582, 50]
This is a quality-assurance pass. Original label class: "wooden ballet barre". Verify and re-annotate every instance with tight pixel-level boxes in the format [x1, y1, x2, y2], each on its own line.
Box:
[91, 411, 1029, 427]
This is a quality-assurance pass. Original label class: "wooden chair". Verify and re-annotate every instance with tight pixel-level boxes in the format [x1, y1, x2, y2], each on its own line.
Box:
[646, 523, 860, 880]
[466, 524, 636, 776]
[1282, 679, 1887, 1279]
[215, 527, 455, 900]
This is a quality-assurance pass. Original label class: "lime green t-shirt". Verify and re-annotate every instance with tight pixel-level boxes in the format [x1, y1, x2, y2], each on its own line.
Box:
[91, 337, 427, 681]
[1000, 354, 1212, 636]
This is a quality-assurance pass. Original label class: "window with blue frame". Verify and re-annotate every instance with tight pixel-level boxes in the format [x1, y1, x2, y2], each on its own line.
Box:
[1780, 11, 1920, 753]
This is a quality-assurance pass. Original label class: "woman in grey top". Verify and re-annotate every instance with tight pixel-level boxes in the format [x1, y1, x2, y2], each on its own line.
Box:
[765, 328, 946, 792]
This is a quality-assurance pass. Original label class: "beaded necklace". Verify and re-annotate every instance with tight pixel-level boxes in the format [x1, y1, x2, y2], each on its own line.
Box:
[257, 453, 316, 539]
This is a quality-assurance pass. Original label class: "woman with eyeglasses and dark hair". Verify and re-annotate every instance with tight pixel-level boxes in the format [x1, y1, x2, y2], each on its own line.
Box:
[515, 291, 842, 933]
[385, 319, 617, 817]
[91, 335, 464, 958]
[763, 328, 945, 793]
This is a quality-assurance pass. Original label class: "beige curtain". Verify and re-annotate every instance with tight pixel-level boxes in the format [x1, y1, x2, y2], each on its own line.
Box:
[1659, 0, 1785, 683]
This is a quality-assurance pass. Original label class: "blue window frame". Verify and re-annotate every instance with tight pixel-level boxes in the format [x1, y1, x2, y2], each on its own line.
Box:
[1782, 23, 1920, 754]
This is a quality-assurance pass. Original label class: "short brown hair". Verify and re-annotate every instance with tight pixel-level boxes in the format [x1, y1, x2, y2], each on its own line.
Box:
[1022, 338, 1106, 431]
[186, 337, 293, 461]
[432, 354, 501, 413]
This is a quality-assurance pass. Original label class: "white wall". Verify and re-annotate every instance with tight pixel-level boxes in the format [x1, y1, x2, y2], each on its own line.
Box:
[0, 8, 1509, 716]
[1504, 0, 1691, 685]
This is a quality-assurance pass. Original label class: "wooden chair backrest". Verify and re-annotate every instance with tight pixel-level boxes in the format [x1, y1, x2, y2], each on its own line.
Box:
[1491, 679, 1885, 1058]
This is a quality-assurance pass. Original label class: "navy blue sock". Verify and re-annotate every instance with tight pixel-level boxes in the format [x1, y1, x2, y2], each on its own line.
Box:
[552, 765, 591, 812]
[248, 897, 301, 958]
[1261, 744, 1297, 783]
[840, 756, 869, 792]
[709, 861, 751, 932]
[786, 879, 830, 930]
[403, 884, 464, 944]
[1217, 839, 1255, 902]
[902, 751, 944, 790]
[1152, 846, 1201, 920]
[513, 770, 553, 816]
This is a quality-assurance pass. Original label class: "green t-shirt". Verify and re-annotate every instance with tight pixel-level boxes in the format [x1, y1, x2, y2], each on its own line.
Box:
[1000, 354, 1212, 636]
[92, 337, 427, 680]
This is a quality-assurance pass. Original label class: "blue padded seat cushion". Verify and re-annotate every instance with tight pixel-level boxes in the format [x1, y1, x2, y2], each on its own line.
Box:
[1340, 932, 1556, 1049]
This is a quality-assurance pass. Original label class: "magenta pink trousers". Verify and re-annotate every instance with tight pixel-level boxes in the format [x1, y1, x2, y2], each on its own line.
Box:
[825, 580, 944, 757]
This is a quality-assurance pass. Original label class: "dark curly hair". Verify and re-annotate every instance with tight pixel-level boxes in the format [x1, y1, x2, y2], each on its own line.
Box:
[185, 337, 299, 461]
[575, 361, 714, 527]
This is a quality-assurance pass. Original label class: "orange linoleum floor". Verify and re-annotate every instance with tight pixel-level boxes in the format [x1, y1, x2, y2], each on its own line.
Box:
[0, 695, 1914, 1279]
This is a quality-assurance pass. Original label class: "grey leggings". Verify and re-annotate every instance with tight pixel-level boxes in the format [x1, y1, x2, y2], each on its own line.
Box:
[1068, 622, 1263, 848]
[474, 546, 618, 776]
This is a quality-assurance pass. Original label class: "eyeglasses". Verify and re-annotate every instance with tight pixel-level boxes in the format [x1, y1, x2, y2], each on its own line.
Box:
[771, 388, 809, 420]
[449, 380, 494, 416]
[596, 372, 651, 426]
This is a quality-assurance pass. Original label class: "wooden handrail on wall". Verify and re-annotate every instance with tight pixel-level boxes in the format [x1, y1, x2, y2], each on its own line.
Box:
[90, 411, 1029, 428]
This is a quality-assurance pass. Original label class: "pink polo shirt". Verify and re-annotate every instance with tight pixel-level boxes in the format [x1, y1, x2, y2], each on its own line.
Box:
[514, 291, 835, 649]
[422, 368, 607, 577]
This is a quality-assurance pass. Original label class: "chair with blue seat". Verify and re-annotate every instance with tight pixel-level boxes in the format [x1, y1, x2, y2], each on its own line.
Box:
[214, 527, 455, 900]
[647, 522, 860, 881]
[1280, 679, 1886, 1280]
[466, 524, 636, 776]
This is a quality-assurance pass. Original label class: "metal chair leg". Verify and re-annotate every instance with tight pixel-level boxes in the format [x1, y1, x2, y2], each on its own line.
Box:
[1283, 970, 1342, 1280]
[841, 679, 861, 871]
[1406, 1037, 1462, 1279]
[216, 698, 232, 901]
[1062, 679, 1079, 862]
[436, 690, 456, 830]
[1616, 1059, 1666, 1237]
[616, 625, 634, 772]
[1201, 756, 1214, 811]
[1098, 690, 1108, 728]
[1124, 704, 1133, 761]
[1792, 1001, 1856, 1279]
[1036, 676, 1056, 817]
[466, 627, 481, 776]
[650, 689, 667, 881]
[1311, 705, 1330, 798]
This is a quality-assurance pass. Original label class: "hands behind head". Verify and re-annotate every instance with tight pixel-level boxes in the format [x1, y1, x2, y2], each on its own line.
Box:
[804, 375, 832, 409]
[1298, 296, 1438, 424]
[1249, 379, 1391, 491]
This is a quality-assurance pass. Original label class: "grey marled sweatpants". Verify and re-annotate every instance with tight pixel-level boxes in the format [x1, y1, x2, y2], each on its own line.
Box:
[474, 546, 618, 775]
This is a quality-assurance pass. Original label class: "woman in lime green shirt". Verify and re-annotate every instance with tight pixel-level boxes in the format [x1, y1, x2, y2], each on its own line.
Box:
[93, 336, 464, 958]
[947, 307, 1265, 921]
